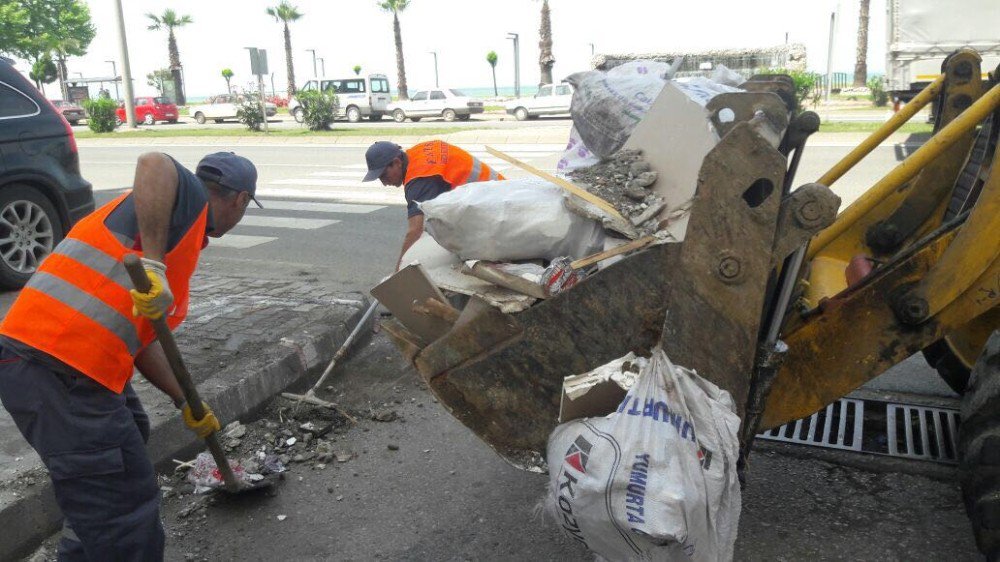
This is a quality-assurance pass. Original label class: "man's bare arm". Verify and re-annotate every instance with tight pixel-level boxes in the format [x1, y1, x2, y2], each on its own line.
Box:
[132, 153, 178, 262]
[396, 214, 425, 271]
[134, 341, 184, 407]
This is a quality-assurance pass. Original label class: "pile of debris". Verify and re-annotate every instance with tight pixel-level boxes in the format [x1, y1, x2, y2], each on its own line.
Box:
[568, 148, 665, 236]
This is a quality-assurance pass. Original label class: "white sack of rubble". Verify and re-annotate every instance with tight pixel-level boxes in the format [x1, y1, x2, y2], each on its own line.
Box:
[547, 347, 742, 562]
[420, 178, 605, 262]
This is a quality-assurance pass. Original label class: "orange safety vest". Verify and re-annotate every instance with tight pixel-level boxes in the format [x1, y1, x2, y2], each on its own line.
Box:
[0, 193, 208, 393]
[403, 140, 505, 188]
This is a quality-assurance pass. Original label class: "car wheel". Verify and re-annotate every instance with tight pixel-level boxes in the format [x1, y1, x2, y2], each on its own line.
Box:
[514, 107, 529, 121]
[346, 106, 362, 123]
[194, 112, 206, 124]
[392, 109, 407, 123]
[442, 109, 457, 122]
[0, 185, 62, 290]
[368, 113, 384, 122]
[143, 113, 155, 125]
[293, 107, 304, 124]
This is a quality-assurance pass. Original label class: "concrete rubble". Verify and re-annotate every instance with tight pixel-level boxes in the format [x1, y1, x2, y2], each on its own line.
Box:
[569, 148, 666, 236]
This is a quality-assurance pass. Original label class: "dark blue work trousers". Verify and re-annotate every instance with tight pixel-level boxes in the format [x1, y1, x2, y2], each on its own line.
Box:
[0, 346, 164, 561]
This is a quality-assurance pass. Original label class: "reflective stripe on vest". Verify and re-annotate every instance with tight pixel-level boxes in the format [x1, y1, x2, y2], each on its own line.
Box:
[0, 192, 208, 393]
[403, 140, 505, 189]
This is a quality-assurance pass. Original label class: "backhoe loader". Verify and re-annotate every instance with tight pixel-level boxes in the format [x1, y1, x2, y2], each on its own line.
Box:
[381, 48, 1000, 557]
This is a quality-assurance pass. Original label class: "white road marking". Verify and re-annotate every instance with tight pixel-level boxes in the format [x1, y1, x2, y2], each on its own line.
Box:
[271, 178, 372, 187]
[254, 200, 386, 213]
[238, 216, 340, 229]
[255, 187, 405, 205]
[208, 234, 278, 249]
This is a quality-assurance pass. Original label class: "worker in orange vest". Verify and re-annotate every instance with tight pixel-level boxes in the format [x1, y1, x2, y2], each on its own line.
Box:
[362, 140, 504, 269]
[0, 151, 261, 561]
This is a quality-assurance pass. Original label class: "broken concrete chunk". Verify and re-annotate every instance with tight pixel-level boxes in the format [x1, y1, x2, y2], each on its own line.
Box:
[624, 186, 647, 201]
[633, 171, 658, 188]
[223, 422, 246, 440]
[629, 161, 651, 175]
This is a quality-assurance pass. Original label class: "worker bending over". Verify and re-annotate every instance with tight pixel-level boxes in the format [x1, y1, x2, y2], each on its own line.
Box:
[0, 151, 261, 561]
[362, 140, 505, 268]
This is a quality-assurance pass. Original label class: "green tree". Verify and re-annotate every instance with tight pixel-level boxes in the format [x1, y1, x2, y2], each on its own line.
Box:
[222, 68, 234, 93]
[486, 51, 498, 97]
[378, 0, 410, 100]
[29, 55, 57, 92]
[538, 0, 555, 85]
[146, 9, 193, 105]
[0, 2, 31, 57]
[146, 68, 172, 96]
[267, 2, 303, 98]
[353, 65, 362, 76]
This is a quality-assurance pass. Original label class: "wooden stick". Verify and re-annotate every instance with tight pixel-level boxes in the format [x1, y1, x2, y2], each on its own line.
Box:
[484, 146, 626, 221]
[123, 254, 242, 493]
[280, 392, 358, 424]
[570, 235, 659, 270]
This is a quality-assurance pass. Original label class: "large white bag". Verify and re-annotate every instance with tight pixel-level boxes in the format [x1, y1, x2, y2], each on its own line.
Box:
[547, 348, 742, 562]
[420, 178, 605, 262]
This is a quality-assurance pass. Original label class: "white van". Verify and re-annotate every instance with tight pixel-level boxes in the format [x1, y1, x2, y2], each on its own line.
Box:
[289, 74, 392, 123]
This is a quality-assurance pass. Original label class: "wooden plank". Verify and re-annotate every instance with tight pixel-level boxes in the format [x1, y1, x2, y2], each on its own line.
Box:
[484, 146, 626, 221]
[570, 235, 658, 270]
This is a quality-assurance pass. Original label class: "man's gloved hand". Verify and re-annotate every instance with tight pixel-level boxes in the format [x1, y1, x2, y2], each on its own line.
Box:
[129, 258, 173, 320]
[181, 401, 221, 439]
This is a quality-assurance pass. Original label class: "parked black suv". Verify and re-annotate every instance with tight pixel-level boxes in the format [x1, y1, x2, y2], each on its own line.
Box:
[0, 57, 94, 289]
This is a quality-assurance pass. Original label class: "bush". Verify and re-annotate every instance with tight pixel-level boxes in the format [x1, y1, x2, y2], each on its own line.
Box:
[764, 68, 819, 113]
[868, 76, 888, 107]
[236, 93, 265, 131]
[81, 98, 118, 133]
[297, 90, 339, 130]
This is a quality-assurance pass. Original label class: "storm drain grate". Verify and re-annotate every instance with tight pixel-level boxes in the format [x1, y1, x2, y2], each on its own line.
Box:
[757, 399, 961, 464]
[758, 399, 864, 451]
[886, 404, 960, 463]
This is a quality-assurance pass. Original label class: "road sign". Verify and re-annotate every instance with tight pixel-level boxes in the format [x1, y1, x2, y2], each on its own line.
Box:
[249, 48, 269, 76]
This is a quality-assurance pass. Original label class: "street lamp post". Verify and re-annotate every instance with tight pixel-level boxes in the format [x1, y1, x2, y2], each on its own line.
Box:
[306, 49, 318, 78]
[429, 51, 439, 88]
[506, 33, 520, 98]
[105, 60, 119, 100]
[112, 0, 136, 128]
[588, 43, 595, 56]
[318, 58, 325, 77]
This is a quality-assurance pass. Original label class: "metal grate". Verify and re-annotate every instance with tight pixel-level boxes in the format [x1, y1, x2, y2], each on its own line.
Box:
[758, 399, 864, 451]
[758, 399, 962, 465]
[886, 404, 960, 463]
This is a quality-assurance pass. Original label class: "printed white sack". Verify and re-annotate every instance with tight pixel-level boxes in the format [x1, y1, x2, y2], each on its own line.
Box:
[420, 178, 605, 262]
[547, 347, 742, 562]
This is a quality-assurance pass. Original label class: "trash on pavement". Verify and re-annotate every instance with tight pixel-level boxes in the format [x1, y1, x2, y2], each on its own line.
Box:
[547, 348, 742, 561]
[186, 451, 261, 494]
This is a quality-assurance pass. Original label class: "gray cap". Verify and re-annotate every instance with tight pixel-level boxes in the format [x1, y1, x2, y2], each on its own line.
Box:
[196, 152, 262, 208]
[362, 141, 403, 182]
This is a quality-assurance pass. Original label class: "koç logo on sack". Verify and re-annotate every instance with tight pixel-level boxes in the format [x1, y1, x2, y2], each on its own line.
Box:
[564, 435, 593, 474]
[555, 434, 594, 548]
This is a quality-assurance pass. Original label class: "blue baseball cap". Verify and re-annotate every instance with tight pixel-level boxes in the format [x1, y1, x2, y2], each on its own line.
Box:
[363, 141, 403, 182]
[196, 152, 262, 208]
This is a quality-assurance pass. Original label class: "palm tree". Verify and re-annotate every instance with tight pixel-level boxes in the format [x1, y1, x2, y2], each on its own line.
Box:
[221, 68, 234, 94]
[146, 10, 193, 105]
[49, 38, 80, 102]
[486, 51, 499, 97]
[538, 0, 555, 85]
[353, 65, 362, 76]
[378, 0, 410, 100]
[853, 0, 870, 87]
[267, 2, 303, 98]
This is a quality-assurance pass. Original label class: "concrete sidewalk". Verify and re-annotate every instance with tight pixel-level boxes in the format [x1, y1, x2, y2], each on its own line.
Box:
[0, 273, 371, 560]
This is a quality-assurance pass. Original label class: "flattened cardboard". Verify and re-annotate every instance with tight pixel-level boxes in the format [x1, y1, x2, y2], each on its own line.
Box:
[371, 264, 453, 344]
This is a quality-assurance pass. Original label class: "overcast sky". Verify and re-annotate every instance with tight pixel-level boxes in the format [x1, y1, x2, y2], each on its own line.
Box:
[19, 0, 887, 98]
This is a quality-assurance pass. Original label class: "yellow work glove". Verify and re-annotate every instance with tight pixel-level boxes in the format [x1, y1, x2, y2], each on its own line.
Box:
[129, 258, 173, 320]
[181, 401, 221, 439]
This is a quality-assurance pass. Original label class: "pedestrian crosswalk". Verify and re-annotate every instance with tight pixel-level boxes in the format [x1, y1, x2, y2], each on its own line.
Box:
[208, 199, 384, 249]
[257, 145, 562, 206]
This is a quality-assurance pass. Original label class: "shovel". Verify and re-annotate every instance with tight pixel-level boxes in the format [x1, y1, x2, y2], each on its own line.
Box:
[124, 254, 270, 493]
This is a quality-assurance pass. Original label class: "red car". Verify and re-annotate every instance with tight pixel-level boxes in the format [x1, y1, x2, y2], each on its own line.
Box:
[115, 96, 179, 126]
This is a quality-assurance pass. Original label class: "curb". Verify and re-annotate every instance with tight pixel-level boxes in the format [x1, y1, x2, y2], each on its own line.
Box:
[0, 300, 372, 561]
